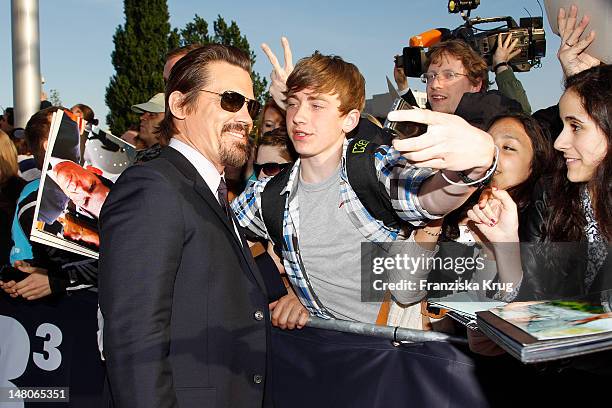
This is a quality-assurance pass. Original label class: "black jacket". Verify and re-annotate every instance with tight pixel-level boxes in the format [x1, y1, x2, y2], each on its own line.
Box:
[517, 180, 611, 301]
[99, 147, 272, 408]
[0, 176, 26, 266]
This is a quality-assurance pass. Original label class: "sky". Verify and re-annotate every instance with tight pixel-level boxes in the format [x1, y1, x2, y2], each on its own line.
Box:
[1, 0, 568, 129]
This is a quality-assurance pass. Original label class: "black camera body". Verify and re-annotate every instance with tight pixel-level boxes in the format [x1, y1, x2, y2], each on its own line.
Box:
[454, 16, 546, 72]
[383, 98, 428, 139]
[396, 1, 546, 77]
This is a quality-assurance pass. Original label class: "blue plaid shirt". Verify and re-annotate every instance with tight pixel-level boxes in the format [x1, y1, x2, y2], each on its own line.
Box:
[231, 139, 437, 318]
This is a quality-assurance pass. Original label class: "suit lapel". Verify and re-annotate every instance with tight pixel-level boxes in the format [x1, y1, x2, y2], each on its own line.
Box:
[192, 176, 241, 242]
[159, 147, 268, 296]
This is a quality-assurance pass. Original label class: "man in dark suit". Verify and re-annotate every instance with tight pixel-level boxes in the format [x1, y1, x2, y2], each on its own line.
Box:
[98, 44, 271, 407]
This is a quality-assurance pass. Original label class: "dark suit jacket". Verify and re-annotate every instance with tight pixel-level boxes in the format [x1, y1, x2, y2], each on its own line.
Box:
[98, 147, 271, 407]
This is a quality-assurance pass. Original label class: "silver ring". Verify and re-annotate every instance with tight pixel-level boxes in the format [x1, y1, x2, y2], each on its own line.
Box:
[565, 41, 575, 47]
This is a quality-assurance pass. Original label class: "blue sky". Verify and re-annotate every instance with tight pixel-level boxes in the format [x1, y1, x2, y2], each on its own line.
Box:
[1, 0, 565, 128]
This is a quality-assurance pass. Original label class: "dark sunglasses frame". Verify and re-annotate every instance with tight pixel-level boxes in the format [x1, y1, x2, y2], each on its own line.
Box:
[200, 89, 261, 119]
[253, 162, 292, 177]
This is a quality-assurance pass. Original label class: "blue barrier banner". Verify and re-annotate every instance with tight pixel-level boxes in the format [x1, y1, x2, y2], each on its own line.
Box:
[270, 326, 612, 407]
[0, 290, 104, 407]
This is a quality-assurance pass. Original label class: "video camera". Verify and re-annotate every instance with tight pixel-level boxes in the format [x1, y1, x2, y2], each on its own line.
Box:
[396, 0, 546, 77]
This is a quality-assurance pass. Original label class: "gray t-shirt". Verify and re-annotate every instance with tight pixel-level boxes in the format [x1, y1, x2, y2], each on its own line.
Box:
[298, 168, 380, 322]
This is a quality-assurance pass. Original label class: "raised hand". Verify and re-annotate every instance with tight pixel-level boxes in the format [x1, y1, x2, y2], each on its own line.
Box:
[261, 37, 294, 110]
[393, 63, 409, 92]
[557, 6, 600, 78]
[492, 33, 521, 72]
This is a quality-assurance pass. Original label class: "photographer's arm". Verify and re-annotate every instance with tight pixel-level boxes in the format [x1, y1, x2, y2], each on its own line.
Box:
[493, 33, 532, 113]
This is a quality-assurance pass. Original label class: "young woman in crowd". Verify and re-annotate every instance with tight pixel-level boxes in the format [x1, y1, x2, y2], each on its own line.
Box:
[415, 111, 553, 302]
[0, 130, 26, 266]
[384, 111, 553, 330]
[469, 64, 611, 300]
[254, 127, 296, 180]
[248, 127, 297, 278]
[243, 98, 287, 185]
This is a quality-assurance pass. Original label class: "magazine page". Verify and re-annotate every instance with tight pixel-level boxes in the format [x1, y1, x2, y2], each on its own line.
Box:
[430, 292, 506, 319]
[489, 297, 612, 341]
[30, 110, 134, 258]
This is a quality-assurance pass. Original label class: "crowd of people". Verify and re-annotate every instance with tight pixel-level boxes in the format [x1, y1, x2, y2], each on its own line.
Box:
[0, 4, 610, 407]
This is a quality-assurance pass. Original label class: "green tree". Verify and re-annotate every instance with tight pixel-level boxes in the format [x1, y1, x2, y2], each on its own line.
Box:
[105, 0, 171, 134]
[176, 15, 268, 105]
[179, 14, 210, 46]
[48, 89, 62, 107]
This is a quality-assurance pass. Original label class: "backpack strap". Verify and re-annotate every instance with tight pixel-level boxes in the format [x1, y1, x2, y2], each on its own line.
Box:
[346, 139, 402, 230]
[260, 165, 294, 249]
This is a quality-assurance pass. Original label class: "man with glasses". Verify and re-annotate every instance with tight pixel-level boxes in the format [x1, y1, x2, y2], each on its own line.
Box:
[98, 44, 273, 408]
[420, 39, 489, 114]
[404, 39, 530, 116]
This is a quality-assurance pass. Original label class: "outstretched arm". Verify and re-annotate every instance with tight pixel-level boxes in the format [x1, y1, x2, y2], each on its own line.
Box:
[389, 109, 495, 217]
[493, 32, 532, 113]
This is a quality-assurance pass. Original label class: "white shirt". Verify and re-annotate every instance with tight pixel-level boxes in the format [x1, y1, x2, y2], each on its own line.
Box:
[168, 138, 240, 238]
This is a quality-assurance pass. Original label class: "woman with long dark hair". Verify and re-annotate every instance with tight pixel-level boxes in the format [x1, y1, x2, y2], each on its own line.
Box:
[469, 64, 611, 299]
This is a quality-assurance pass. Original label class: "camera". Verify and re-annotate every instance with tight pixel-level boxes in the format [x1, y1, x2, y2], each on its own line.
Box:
[383, 98, 428, 139]
[395, 0, 546, 77]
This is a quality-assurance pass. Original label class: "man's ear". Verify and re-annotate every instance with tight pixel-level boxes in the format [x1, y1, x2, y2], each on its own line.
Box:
[342, 109, 361, 134]
[168, 91, 187, 120]
[471, 78, 484, 93]
[43, 140, 48, 152]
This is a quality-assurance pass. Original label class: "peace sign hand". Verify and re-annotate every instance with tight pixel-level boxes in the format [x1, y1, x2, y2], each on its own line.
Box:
[261, 37, 294, 110]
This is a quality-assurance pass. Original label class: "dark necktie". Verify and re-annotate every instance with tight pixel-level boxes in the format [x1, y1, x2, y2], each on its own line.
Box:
[217, 177, 232, 221]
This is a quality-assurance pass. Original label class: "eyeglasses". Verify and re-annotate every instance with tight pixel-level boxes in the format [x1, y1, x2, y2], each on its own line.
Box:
[420, 70, 468, 84]
[200, 89, 261, 119]
[253, 162, 292, 177]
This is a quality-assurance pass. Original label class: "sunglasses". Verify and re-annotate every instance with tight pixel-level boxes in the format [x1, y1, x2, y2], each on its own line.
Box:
[200, 89, 261, 119]
[253, 162, 292, 177]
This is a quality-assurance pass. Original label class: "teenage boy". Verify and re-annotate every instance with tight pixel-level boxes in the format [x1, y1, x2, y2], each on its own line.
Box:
[232, 51, 497, 328]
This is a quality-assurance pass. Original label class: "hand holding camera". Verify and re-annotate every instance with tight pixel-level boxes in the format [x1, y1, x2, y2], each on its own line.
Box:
[389, 108, 494, 173]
